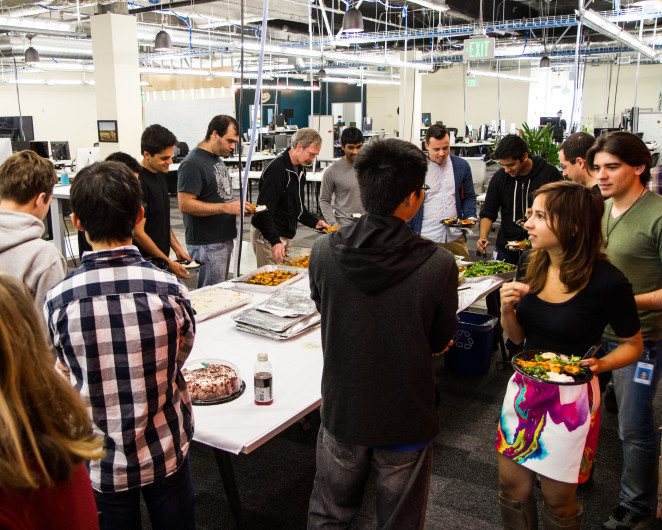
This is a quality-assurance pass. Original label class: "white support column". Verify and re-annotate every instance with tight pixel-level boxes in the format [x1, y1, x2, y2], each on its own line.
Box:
[90, 14, 143, 160]
[398, 52, 423, 144]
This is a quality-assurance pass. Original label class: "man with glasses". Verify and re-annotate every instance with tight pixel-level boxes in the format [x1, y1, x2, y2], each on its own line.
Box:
[251, 128, 328, 266]
[559, 132, 598, 192]
[477, 134, 562, 264]
[407, 124, 477, 260]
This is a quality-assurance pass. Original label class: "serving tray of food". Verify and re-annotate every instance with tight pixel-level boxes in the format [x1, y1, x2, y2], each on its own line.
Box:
[505, 239, 531, 251]
[282, 252, 310, 269]
[458, 261, 517, 283]
[511, 350, 593, 386]
[230, 265, 304, 293]
[182, 359, 246, 405]
[188, 286, 253, 322]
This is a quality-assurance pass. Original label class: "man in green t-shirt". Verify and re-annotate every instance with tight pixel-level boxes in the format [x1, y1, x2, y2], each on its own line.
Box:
[587, 131, 662, 530]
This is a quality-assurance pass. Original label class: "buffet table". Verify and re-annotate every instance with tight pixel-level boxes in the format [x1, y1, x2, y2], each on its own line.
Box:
[187, 266, 512, 528]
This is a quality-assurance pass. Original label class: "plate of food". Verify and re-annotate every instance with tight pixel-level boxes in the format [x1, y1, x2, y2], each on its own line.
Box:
[442, 218, 477, 228]
[505, 239, 531, 251]
[175, 259, 204, 270]
[314, 225, 341, 234]
[182, 359, 246, 405]
[230, 265, 304, 293]
[248, 204, 267, 213]
[511, 350, 593, 385]
[188, 286, 253, 322]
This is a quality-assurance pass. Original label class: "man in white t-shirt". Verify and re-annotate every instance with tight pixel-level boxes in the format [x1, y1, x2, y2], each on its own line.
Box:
[407, 124, 477, 259]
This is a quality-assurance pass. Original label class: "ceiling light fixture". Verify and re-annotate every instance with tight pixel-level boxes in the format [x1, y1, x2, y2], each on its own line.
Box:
[318, 68, 327, 79]
[408, 0, 451, 12]
[468, 69, 533, 82]
[25, 35, 40, 64]
[539, 55, 551, 68]
[577, 9, 657, 59]
[154, 29, 173, 51]
[342, 6, 364, 33]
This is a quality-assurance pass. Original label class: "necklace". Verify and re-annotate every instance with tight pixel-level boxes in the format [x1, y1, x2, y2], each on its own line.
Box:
[605, 188, 647, 246]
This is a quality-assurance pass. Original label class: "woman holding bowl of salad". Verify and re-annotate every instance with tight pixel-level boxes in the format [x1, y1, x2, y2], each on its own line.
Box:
[495, 181, 642, 530]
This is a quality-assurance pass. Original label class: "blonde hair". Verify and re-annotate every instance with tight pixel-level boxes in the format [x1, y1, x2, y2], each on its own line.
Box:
[0, 273, 103, 488]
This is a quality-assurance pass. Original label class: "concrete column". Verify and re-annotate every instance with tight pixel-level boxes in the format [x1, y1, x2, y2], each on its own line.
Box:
[398, 53, 423, 144]
[90, 14, 142, 160]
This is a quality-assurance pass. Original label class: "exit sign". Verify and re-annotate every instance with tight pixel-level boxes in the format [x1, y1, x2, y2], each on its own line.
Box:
[463, 38, 495, 61]
[467, 78, 478, 88]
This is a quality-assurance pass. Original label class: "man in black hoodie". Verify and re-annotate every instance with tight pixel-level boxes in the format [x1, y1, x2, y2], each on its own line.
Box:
[307, 139, 459, 529]
[477, 134, 562, 264]
[251, 128, 328, 266]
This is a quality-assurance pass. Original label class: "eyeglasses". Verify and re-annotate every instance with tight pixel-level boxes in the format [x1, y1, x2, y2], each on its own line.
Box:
[421, 184, 431, 195]
[306, 151, 319, 159]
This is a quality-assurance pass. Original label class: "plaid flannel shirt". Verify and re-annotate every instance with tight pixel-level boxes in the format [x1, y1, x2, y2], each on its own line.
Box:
[44, 246, 195, 493]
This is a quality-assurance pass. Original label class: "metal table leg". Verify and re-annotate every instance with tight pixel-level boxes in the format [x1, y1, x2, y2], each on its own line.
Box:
[213, 449, 246, 530]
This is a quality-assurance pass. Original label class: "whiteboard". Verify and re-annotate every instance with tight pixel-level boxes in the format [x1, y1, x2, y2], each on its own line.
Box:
[143, 97, 234, 150]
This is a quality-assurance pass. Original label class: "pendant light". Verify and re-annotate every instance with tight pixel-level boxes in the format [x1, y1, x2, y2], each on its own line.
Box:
[25, 35, 39, 64]
[318, 68, 327, 79]
[342, 5, 364, 33]
[154, 29, 172, 51]
[539, 56, 551, 68]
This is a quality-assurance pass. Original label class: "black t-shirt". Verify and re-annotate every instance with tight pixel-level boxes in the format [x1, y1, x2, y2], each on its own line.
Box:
[176, 148, 236, 245]
[515, 257, 640, 356]
[138, 166, 171, 257]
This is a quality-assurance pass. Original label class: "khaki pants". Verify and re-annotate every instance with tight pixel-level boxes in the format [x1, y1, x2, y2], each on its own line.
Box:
[436, 234, 470, 260]
[250, 226, 292, 267]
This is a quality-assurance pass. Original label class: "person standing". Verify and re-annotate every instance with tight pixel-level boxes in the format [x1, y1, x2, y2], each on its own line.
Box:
[0, 150, 66, 307]
[178, 115, 253, 286]
[307, 139, 458, 529]
[407, 123, 477, 260]
[136, 124, 191, 280]
[251, 128, 328, 266]
[45, 161, 196, 530]
[557, 110, 567, 132]
[585, 132, 662, 530]
[559, 132, 598, 192]
[319, 127, 365, 227]
[477, 134, 562, 264]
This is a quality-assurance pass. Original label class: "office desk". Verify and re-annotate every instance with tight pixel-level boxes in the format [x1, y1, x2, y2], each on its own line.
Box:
[225, 153, 276, 171]
[51, 185, 72, 258]
[450, 141, 494, 157]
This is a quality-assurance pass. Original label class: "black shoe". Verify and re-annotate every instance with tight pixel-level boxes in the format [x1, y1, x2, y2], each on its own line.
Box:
[604, 381, 618, 414]
[602, 505, 653, 529]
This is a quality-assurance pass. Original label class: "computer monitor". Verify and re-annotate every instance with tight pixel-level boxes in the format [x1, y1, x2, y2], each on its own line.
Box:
[50, 141, 70, 161]
[540, 117, 560, 127]
[362, 117, 373, 132]
[422, 113, 432, 127]
[11, 140, 30, 152]
[0, 116, 34, 142]
[0, 138, 12, 166]
[76, 147, 101, 169]
[274, 134, 289, 151]
[350, 122, 357, 128]
[593, 127, 620, 137]
[282, 108, 294, 120]
[274, 115, 286, 127]
[29, 141, 49, 159]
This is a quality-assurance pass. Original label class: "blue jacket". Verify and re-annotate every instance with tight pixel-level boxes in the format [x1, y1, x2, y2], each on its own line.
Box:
[407, 155, 477, 234]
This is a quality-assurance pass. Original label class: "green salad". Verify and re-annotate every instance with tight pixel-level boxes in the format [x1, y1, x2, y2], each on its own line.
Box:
[460, 261, 516, 278]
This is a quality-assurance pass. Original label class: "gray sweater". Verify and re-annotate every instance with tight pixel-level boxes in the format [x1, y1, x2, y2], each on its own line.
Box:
[0, 209, 66, 307]
[319, 158, 365, 227]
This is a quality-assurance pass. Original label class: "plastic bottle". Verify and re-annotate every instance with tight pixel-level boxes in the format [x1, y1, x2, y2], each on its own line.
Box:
[254, 353, 273, 405]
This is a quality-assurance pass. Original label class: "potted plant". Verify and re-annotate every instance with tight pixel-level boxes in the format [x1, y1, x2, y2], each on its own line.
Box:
[517, 123, 560, 166]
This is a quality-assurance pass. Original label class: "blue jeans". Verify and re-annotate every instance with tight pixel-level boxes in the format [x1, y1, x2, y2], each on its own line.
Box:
[187, 241, 233, 288]
[307, 426, 433, 529]
[604, 338, 662, 515]
[94, 452, 195, 530]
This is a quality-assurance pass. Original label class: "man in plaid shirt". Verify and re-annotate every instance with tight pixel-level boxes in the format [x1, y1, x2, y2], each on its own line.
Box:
[44, 161, 196, 530]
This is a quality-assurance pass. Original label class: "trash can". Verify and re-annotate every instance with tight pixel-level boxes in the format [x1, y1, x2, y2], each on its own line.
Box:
[444, 311, 498, 375]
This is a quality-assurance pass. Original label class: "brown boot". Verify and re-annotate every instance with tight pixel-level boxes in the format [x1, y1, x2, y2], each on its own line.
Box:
[499, 491, 538, 530]
[542, 501, 583, 530]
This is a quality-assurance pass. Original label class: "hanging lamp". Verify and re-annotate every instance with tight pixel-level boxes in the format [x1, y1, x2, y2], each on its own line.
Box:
[154, 29, 172, 51]
[342, 6, 364, 33]
[25, 35, 39, 64]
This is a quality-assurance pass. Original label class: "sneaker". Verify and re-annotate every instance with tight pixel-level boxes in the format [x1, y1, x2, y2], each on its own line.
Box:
[602, 506, 654, 529]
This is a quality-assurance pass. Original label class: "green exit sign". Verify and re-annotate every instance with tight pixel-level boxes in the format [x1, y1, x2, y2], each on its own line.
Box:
[467, 78, 478, 88]
[463, 37, 496, 61]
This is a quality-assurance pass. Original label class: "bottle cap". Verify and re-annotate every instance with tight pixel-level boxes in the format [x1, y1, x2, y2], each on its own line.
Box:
[257, 353, 268, 362]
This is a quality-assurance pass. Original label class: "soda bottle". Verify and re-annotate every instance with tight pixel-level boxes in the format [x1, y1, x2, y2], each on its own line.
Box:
[254, 353, 273, 405]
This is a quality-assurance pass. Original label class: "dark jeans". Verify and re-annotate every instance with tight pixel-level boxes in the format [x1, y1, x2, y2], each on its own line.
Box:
[308, 426, 433, 529]
[94, 452, 195, 530]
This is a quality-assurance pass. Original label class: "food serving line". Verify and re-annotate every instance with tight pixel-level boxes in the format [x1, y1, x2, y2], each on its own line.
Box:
[185, 259, 513, 529]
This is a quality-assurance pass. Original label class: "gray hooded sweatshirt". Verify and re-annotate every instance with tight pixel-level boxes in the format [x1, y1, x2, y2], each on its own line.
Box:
[0, 209, 66, 307]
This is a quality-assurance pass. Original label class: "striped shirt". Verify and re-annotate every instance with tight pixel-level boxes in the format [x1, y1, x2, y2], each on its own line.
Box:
[44, 246, 195, 493]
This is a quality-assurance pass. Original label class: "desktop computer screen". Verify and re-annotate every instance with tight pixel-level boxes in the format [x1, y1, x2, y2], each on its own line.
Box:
[0, 138, 12, 166]
[76, 147, 101, 169]
[29, 141, 49, 159]
[50, 141, 71, 161]
[282, 108, 294, 120]
[274, 134, 290, 151]
[274, 115, 286, 128]
[422, 113, 431, 127]
[362, 117, 373, 132]
[540, 117, 560, 127]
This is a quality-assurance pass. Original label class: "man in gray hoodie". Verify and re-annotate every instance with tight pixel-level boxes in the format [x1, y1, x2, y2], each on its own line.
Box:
[0, 150, 66, 307]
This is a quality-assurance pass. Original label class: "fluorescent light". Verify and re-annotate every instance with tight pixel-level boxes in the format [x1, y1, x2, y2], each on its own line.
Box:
[325, 51, 434, 71]
[578, 9, 657, 59]
[408, 0, 450, 12]
[0, 15, 78, 36]
[232, 84, 320, 91]
[468, 69, 533, 81]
